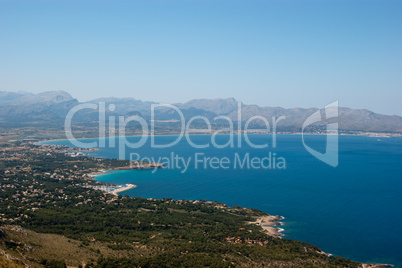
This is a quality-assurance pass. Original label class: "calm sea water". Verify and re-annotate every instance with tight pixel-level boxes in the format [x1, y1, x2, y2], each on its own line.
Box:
[43, 135, 402, 267]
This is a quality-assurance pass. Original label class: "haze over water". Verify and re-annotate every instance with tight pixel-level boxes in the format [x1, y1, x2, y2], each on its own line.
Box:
[44, 134, 402, 267]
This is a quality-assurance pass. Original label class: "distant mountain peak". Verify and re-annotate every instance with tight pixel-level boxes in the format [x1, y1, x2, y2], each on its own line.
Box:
[180, 97, 242, 115]
[0, 90, 75, 106]
[0, 90, 401, 133]
[186, 97, 238, 103]
[0, 90, 32, 102]
[35, 91, 74, 103]
[87, 96, 158, 115]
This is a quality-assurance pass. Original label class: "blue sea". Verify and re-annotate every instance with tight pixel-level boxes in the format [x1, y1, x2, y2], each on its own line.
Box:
[43, 134, 402, 267]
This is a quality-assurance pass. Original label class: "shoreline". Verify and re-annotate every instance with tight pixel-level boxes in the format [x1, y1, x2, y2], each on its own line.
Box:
[112, 183, 137, 195]
[250, 215, 286, 238]
[88, 169, 111, 177]
[34, 131, 402, 145]
[33, 138, 396, 268]
[33, 142, 163, 196]
[84, 179, 137, 196]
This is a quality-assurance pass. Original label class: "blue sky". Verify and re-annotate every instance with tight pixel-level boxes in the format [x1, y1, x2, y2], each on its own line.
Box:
[0, 0, 401, 115]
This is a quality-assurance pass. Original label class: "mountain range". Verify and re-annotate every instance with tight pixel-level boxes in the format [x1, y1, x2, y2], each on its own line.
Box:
[0, 90, 401, 133]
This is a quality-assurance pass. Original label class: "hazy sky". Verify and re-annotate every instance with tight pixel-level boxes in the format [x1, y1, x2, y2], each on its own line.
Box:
[0, 0, 401, 115]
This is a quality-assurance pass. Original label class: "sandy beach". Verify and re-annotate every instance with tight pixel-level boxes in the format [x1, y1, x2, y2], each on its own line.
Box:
[112, 184, 137, 195]
[88, 169, 110, 177]
[251, 215, 285, 238]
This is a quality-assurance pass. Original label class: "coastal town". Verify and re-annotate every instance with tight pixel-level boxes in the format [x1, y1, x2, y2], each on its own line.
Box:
[0, 140, 166, 225]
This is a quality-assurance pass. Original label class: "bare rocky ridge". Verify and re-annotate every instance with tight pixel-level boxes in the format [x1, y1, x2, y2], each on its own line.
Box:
[176, 97, 242, 115]
[0, 90, 401, 133]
